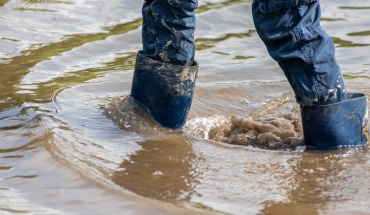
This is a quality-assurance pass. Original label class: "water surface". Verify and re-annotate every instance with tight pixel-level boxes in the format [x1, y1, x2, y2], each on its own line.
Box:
[1, 0, 370, 214]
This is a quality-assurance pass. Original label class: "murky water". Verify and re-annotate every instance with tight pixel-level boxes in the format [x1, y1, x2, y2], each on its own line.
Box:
[2, 0, 370, 214]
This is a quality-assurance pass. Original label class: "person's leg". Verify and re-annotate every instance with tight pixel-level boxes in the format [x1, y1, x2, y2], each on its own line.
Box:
[252, 0, 345, 106]
[252, 0, 368, 149]
[142, 0, 197, 66]
[130, 0, 198, 129]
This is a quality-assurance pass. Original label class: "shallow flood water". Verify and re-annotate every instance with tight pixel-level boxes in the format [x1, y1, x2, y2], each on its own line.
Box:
[2, 0, 370, 214]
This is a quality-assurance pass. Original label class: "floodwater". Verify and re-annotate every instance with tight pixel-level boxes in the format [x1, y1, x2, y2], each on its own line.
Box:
[1, 0, 370, 214]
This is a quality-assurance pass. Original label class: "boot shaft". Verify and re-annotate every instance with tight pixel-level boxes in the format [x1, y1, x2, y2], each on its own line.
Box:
[131, 51, 198, 129]
[301, 93, 369, 150]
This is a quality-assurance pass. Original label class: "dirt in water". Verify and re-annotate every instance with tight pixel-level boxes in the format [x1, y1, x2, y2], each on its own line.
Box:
[106, 92, 305, 151]
[208, 113, 304, 150]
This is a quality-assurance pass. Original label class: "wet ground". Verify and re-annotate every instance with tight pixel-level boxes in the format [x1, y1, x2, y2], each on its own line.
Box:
[1, 0, 370, 214]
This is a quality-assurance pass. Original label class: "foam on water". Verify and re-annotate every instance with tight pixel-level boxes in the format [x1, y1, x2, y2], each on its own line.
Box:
[185, 92, 305, 151]
[105, 93, 305, 151]
[104, 95, 172, 137]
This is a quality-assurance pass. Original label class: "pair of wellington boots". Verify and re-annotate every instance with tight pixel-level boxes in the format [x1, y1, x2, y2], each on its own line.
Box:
[130, 51, 368, 150]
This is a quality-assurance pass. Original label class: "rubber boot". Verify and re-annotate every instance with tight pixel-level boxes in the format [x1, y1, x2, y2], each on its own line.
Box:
[130, 51, 198, 129]
[301, 93, 369, 150]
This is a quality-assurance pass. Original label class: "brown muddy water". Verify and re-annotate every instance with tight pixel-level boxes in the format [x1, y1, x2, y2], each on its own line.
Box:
[1, 0, 370, 214]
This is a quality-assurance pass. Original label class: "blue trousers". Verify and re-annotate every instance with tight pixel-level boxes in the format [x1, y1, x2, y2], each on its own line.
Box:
[141, 0, 346, 106]
[142, 0, 197, 66]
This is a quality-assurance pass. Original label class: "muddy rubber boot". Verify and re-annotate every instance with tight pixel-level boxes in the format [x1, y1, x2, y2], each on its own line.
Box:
[301, 93, 369, 150]
[130, 51, 198, 129]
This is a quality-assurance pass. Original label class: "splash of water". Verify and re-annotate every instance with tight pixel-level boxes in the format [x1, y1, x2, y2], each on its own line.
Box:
[185, 92, 305, 151]
[105, 93, 305, 151]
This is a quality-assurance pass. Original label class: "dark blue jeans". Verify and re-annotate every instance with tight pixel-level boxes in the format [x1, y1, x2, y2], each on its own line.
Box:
[142, 0, 197, 66]
[141, 0, 346, 106]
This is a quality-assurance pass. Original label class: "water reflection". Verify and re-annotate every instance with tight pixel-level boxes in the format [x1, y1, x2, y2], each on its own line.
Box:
[1, 0, 370, 213]
[105, 96, 200, 202]
[348, 31, 370, 37]
[0, 0, 9, 7]
[112, 137, 199, 202]
[195, 30, 256, 51]
[332, 37, 370, 48]
[22, 0, 72, 4]
[262, 148, 369, 215]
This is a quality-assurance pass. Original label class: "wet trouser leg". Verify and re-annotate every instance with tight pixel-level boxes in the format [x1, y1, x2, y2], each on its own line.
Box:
[130, 0, 199, 129]
[252, 0, 368, 149]
[252, 0, 345, 106]
[142, 0, 197, 66]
